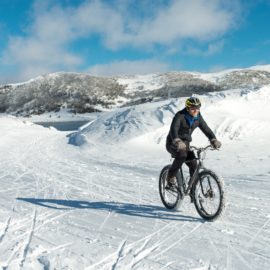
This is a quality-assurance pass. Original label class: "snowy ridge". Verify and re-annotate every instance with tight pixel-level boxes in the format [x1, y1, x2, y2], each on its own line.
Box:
[2, 64, 270, 115]
[70, 85, 270, 148]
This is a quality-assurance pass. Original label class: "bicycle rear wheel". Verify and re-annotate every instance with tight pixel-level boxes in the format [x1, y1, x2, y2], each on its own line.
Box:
[159, 165, 183, 210]
[193, 170, 225, 221]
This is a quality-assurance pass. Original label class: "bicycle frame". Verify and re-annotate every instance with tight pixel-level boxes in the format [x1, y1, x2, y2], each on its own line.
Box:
[178, 145, 213, 196]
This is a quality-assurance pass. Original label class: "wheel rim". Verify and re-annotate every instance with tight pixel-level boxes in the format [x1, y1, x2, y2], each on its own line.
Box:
[161, 170, 179, 207]
[194, 174, 221, 217]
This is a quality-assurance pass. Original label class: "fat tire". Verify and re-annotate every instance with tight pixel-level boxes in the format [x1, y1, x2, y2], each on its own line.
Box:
[192, 170, 226, 221]
[159, 165, 183, 211]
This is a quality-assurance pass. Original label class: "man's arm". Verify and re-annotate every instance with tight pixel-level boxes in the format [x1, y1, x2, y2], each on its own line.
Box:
[170, 113, 181, 140]
[169, 113, 187, 151]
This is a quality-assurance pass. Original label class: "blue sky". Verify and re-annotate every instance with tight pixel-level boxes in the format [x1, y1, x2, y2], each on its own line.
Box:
[1, 0, 270, 83]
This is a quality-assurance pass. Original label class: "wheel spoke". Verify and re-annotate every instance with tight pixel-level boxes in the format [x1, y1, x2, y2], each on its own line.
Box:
[194, 172, 223, 219]
[159, 167, 182, 210]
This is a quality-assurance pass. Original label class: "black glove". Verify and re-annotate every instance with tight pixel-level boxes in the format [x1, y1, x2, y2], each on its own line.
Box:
[173, 138, 187, 151]
[211, 139, 222, 149]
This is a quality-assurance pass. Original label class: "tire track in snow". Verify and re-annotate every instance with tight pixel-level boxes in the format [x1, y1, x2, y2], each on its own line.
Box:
[19, 208, 37, 268]
[5, 207, 76, 250]
[129, 221, 175, 247]
[95, 207, 112, 242]
[1, 241, 23, 270]
[2, 161, 48, 268]
[85, 221, 181, 269]
[9, 241, 73, 267]
[0, 217, 11, 243]
[126, 239, 159, 269]
[120, 221, 189, 268]
[160, 261, 175, 269]
[39, 135, 153, 195]
[236, 245, 270, 261]
[229, 243, 252, 270]
[98, 221, 183, 270]
[151, 222, 203, 259]
[0, 131, 76, 266]
[6, 209, 56, 237]
[28, 140, 107, 200]
[110, 240, 128, 270]
[28, 132, 147, 207]
[46, 161, 138, 201]
[246, 216, 270, 248]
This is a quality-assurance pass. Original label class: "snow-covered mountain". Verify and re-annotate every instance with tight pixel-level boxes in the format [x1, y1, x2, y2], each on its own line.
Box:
[0, 76, 270, 269]
[1, 65, 270, 116]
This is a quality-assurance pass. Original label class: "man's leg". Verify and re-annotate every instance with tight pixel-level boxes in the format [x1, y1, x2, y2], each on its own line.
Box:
[186, 160, 197, 178]
[168, 151, 187, 178]
[185, 151, 197, 202]
[185, 151, 197, 178]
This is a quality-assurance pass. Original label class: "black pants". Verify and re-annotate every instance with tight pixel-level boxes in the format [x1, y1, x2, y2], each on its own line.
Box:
[166, 143, 197, 178]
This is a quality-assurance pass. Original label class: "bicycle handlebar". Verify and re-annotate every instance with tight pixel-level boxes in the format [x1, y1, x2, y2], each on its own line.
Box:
[190, 145, 216, 152]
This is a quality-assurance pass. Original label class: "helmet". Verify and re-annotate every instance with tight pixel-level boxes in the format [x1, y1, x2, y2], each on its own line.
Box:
[185, 97, 201, 108]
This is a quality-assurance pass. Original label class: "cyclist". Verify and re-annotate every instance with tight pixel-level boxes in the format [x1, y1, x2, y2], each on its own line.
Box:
[166, 97, 221, 188]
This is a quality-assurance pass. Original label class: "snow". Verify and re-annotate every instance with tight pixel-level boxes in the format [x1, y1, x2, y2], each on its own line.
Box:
[13, 109, 100, 123]
[7, 72, 89, 87]
[196, 65, 270, 84]
[7, 76, 44, 87]
[198, 69, 242, 83]
[0, 84, 270, 269]
[117, 74, 166, 94]
[249, 64, 270, 72]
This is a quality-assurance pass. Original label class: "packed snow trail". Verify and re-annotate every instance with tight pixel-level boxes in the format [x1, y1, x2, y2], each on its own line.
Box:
[0, 116, 269, 269]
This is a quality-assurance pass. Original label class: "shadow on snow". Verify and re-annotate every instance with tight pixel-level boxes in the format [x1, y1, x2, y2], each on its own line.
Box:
[16, 198, 202, 222]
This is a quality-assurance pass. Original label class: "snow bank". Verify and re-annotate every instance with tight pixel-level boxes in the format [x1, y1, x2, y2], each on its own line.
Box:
[68, 100, 179, 146]
[205, 85, 270, 140]
[0, 115, 60, 141]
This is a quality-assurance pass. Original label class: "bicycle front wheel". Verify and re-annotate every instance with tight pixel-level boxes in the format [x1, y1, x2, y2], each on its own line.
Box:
[193, 170, 225, 221]
[159, 165, 183, 210]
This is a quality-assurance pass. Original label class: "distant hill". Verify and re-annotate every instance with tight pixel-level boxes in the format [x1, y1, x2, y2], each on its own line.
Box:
[1, 65, 270, 116]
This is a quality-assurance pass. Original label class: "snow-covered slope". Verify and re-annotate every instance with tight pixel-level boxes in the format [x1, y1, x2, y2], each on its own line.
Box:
[0, 82, 270, 269]
[68, 100, 178, 147]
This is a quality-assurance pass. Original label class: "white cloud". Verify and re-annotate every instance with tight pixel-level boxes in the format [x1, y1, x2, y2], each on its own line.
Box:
[2, 4, 83, 81]
[1, 0, 242, 81]
[2, 36, 83, 81]
[73, 0, 240, 50]
[87, 59, 170, 76]
[185, 40, 224, 56]
[130, 0, 238, 47]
